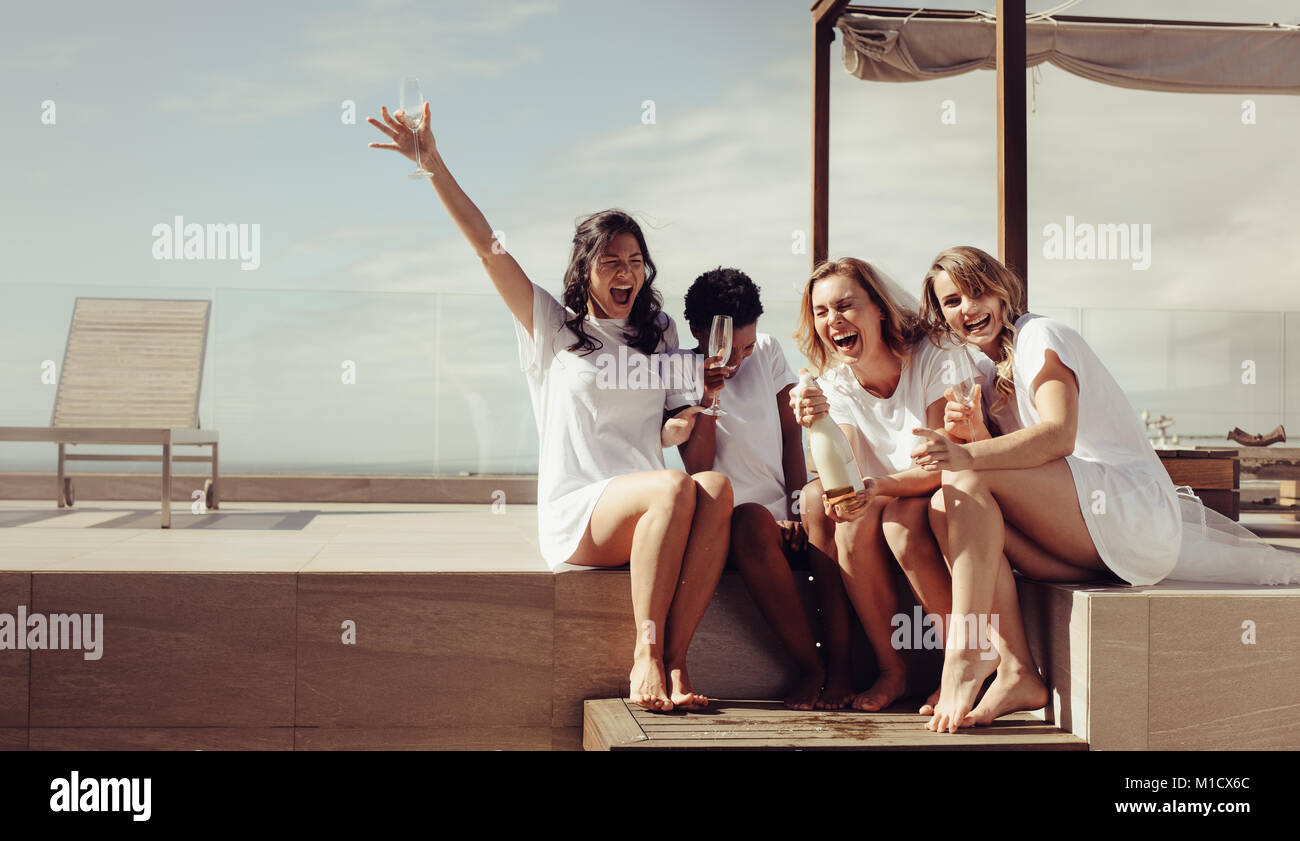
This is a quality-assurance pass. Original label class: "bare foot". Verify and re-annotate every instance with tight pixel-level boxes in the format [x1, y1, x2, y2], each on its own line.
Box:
[629, 656, 673, 712]
[784, 664, 825, 711]
[851, 667, 908, 711]
[965, 668, 1048, 725]
[926, 651, 998, 733]
[814, 667, 855, 709]
[667, 664, 708, 710]
[922, 652, 999, 714]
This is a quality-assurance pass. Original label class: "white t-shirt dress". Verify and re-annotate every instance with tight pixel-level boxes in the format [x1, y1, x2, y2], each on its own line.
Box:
[819, 337, 967, 479]
[698, 333, 799, 522]
[1012, 314, 1181, 585]
[513, 283, 692, 569]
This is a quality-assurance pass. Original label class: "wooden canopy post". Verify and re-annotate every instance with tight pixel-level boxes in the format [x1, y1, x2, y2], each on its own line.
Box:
[996, 0, 1028, 287]
[811, 0, 850, 269]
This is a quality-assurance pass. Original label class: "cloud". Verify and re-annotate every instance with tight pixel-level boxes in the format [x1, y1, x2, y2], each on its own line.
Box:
[156, 0, 559, 126]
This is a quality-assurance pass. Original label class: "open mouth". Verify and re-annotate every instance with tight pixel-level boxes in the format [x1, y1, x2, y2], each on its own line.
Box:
[831, 330, 859, 353]
[963, 314, 991, 333]
[610, 285, 633, 307]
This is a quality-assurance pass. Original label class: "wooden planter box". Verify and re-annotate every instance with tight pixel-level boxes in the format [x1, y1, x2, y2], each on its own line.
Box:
[1156, 448, 1239, 521]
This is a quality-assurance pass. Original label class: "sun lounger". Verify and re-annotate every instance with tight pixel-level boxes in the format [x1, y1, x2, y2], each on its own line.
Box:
[0, 297, 218, 527]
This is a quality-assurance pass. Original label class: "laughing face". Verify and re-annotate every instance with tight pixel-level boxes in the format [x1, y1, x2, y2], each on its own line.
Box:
[931, 269, 1005, 353]
[587, 231, 645, 319]
[811, 273, 883, 364]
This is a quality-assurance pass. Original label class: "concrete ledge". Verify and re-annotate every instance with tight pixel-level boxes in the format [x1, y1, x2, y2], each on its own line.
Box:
[0, 472, 538, 505]
[1019, 578, 1300, 750]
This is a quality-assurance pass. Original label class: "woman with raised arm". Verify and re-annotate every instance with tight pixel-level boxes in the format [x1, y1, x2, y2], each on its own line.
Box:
[788, 258, 975, 712]
[368, 102, 733, 713]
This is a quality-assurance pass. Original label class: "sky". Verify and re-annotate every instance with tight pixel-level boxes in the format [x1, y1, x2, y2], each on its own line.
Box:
[1, 0, 1298, 473]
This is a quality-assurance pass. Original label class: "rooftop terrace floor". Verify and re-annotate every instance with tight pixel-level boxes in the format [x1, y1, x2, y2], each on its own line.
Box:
[2, 500, 1297, 589]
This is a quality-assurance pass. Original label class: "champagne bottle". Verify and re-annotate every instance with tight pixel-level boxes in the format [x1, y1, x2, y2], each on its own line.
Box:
[796, 372, 867, 518]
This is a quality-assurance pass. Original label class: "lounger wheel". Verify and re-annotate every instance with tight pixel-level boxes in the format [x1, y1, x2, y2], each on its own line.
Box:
[203, 479, 216, 511]
[61, 477, 75, 507]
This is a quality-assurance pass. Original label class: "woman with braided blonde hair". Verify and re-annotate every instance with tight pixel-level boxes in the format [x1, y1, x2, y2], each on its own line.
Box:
[915, 246, 1300, 733]
[913, 245, 1181, 732]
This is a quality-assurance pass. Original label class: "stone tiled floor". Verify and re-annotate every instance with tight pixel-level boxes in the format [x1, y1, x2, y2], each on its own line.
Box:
[0, 500, 548, 572]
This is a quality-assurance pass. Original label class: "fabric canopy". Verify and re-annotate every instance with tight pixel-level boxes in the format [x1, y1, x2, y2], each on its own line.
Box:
[839, 14, 1300, 95]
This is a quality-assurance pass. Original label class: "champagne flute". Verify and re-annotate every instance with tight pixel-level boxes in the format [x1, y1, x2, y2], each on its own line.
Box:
[702, 314, 732, 417]
[950, 344, 977, 406]
[400, 77, 434, 179]
[949, 342, 979, 439]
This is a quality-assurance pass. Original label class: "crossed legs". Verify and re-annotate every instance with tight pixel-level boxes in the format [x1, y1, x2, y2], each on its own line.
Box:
[925, 460, 1108, 732]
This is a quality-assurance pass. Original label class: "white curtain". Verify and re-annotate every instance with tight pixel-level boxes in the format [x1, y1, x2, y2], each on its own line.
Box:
[839, 15, 1300, 95]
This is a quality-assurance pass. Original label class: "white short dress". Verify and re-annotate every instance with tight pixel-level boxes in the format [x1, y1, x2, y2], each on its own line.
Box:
[1012, 314, 1181, 585]
[513, 283, 692, 569]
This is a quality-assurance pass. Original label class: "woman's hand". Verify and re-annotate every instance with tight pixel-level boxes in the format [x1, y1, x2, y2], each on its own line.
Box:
[790, 368, 830, 428]
[777, 520, 807, 553]
[661, 406, 706, 447]
[367, 102, 437, 168]
[700, 354, 727, 405]
[823, 478, 876, 523]
[911, 428, 973, 472]
[943, 383, 989, 443]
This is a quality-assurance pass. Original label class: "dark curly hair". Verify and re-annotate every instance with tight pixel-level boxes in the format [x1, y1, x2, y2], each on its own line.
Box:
[561, 209, 664, 356]
[683, 267, 765, 333]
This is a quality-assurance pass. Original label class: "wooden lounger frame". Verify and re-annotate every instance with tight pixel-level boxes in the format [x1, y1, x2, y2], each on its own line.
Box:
[0, 297, 218, 528]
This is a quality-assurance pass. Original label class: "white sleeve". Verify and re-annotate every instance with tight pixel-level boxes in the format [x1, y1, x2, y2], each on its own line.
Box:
[922, 341, 954, 408]
[513, 283, 567, 373]
[765, 335, 799, 394]
[659, 313, 700, 410]
[1015, 317, 1081, 391]
[658, 311, 679, 353]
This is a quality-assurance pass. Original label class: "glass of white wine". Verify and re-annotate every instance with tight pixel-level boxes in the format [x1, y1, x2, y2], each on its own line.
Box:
[702, 314, 732, 417]
[400, 77, 434, 179]
[950, 342, 979, 439]
[951, 343, 977, 406]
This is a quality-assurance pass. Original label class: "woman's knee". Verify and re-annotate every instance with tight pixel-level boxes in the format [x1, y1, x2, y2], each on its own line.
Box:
[942, 467, 987, 496]
[653, 470, 697, 520]
[799, 478, 827, 530]
[927, 489, 947, 529]
[730, 502, 777, 553]
[692, 470, 733, 508]
[881, 497, 928, 558]
[833, 497, 888, 561]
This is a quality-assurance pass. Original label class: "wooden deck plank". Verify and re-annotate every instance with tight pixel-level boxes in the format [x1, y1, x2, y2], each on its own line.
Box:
[620, 734, 1084, 750]
[589, 699, 1084, 750]
[583, 699, 648, 751]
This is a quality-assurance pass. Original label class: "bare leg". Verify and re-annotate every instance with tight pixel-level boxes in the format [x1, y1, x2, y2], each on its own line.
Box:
[568, 469, 698, 713]
[929, 461, 1104, 732]
[882, 496, 950, 714]
[662, 471, 733, 710]
[730, 503, 823, 710]
[800, 479, 857, 709]
[836, 496, 910, 712]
